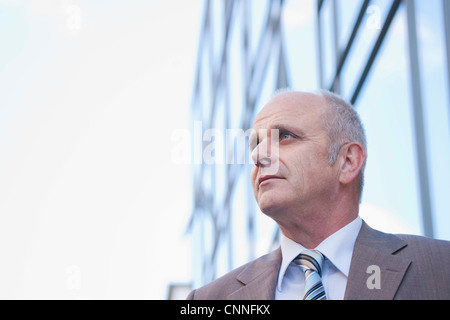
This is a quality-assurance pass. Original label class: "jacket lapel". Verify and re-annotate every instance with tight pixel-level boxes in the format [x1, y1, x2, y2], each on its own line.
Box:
[228, 248, 282, 300]
[344, 221, 411, 300]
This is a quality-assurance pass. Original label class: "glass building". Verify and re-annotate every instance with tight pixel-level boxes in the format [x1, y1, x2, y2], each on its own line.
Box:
[187, 0, 450, 288]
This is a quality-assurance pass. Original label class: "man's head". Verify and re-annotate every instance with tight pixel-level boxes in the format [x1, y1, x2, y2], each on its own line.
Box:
[249, 90, 367, 236]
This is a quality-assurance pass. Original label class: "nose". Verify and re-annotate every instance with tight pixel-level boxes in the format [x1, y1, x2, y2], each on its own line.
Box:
[251, 136, 277, 168]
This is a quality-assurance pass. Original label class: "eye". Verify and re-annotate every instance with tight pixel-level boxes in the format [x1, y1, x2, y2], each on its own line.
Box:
[280, 132, 293, 141]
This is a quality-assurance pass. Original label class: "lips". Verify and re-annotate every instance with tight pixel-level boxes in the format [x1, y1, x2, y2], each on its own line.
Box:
[258, 175, 283, 186]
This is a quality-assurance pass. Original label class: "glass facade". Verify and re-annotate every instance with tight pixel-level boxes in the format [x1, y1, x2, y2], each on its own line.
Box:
[189, 0, 450, 288]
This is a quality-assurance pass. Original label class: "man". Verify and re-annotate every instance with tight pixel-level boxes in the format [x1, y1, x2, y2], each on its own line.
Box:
[187, 90, 450, 300]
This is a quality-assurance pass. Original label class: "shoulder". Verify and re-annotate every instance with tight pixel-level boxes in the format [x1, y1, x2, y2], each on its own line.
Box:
[395, 232, 450, 246]
[351, 222, 450, 299]
[186, 263, 248, 300]
[358, 220, 450, 254]
[187, 249, 281, 300]
[393, 233, 450, 298]
[369, 225, 450, 279]
[394, 232, 450, 260]
[355, 221, 450, 279]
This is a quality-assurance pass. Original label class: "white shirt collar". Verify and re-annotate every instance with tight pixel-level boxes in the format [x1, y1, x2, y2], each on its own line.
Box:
[277, 216, 362, 291]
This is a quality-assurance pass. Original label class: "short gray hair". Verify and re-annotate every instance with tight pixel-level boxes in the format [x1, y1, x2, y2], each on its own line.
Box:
[317, 89, 367, 201]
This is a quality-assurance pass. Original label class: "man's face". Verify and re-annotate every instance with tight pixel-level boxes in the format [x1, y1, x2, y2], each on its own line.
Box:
[250, 92, 339, 219]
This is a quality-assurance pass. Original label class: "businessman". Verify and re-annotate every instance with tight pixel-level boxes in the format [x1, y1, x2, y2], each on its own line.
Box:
[187, 90, 450, 300]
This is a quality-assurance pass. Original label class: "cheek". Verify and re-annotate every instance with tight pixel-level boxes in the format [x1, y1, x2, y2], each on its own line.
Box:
[284, 152, 322, 188]
[283, 153, 306, 181]
[293, 153, 335, 191]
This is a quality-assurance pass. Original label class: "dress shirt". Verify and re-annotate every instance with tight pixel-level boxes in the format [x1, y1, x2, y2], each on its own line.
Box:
[275, 216, 362, 300]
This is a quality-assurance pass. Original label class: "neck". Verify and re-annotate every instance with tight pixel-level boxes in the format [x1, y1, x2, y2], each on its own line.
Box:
[275, 193, 359, 248]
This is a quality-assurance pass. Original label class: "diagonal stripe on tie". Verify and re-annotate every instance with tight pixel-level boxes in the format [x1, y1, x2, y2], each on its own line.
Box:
[293, 249, 327, 300]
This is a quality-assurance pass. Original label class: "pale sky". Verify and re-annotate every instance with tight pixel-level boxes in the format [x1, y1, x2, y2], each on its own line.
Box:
[0, 0, 202, 299]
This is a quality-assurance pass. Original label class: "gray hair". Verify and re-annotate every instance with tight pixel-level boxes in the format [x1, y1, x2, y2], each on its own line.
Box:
[317, 89, 367, 201]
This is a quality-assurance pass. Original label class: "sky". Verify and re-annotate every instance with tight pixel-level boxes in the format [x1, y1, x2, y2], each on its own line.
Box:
[0, 0, 449, 300]
[0, 0, 202, 299]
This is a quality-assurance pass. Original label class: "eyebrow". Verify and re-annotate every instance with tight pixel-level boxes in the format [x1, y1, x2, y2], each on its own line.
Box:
[253, 124, 306, 137]
[271, 124, 306, 137]
[248, 124, 306, 148]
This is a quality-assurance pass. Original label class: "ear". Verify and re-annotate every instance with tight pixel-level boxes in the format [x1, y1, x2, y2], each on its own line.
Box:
[338, 142, 366, 185]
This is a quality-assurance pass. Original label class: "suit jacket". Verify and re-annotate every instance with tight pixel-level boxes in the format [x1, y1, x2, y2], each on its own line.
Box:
[186, 221, 450, 300]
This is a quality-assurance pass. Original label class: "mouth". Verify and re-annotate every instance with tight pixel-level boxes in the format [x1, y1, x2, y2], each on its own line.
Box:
[258, 175, 283, 186]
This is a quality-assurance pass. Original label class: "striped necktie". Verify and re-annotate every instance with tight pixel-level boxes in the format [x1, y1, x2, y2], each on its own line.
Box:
[293, 250, 327, 300]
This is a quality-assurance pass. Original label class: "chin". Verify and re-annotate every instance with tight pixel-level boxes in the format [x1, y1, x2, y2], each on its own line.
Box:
[257, 195, 289, 218]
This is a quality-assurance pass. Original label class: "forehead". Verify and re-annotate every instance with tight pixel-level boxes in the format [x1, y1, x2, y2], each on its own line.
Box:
[253, 92, 328, 130]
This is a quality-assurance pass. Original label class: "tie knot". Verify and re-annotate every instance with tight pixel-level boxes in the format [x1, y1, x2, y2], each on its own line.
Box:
[293, 249, 325, 276]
